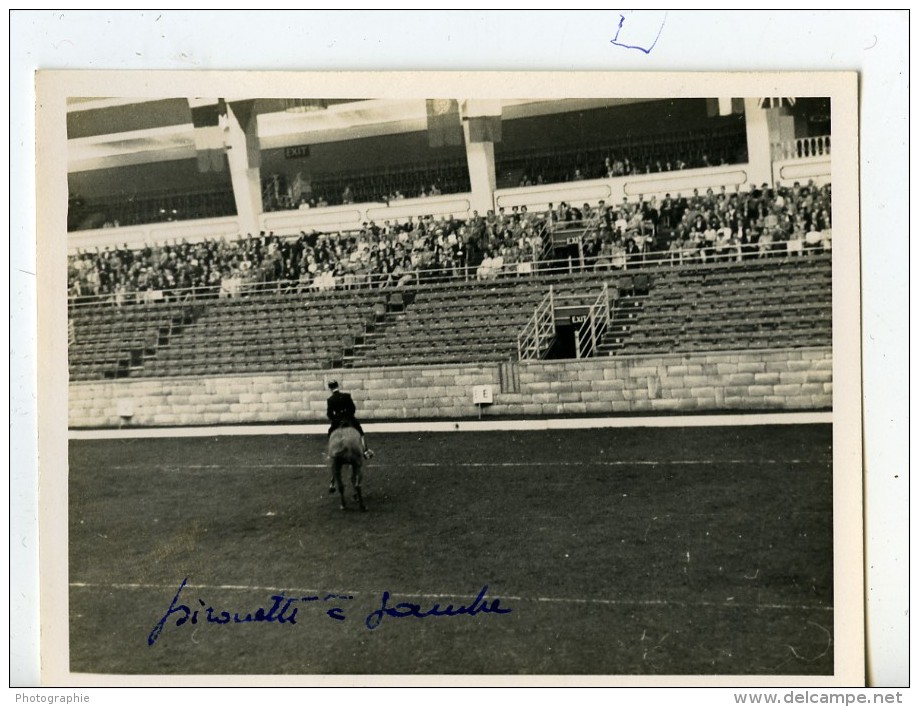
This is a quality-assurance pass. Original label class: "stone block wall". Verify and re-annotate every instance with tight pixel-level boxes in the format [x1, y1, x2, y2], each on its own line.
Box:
[69, 348, 832, 428]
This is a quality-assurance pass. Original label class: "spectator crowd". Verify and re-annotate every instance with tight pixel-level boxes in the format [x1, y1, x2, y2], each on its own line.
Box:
[546, 180, 832, 269]
[509, 126, 748, 188]
[68, 207, 549, 302]
[67, 181, 831, 303]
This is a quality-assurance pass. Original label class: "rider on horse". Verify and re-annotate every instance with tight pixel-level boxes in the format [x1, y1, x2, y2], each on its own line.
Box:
[326, 380, 372, 458]
[326, 380, 372, 500]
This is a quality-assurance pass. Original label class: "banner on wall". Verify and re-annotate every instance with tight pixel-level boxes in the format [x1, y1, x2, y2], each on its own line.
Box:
[705, 97, 745, 116]
[188, 98, 227, 172]
[426, 99, 464, 148]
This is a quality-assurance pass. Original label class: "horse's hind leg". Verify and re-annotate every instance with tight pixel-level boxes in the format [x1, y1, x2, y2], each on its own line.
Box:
[351, 463, 366, 512]
[333, 460, 346, 510]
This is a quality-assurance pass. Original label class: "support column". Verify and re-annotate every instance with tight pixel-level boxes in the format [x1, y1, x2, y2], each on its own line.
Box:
[462, 122, 497, 215]
[224, 105, 262, 237]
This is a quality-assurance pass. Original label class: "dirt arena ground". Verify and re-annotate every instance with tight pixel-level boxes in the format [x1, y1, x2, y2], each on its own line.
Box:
[68, 424, 833, 676]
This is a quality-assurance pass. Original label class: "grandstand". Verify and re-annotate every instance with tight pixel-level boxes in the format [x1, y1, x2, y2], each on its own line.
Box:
[66, 94, 833, 423]
[68, 249, 832, 380]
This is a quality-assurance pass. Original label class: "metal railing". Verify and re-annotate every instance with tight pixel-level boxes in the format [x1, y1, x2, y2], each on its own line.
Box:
[545, 220, 592, 263]
[537, 218, 559, 262]
[517, 286, 556, 361]
[574, 283, 612, 360]
[772, 135, 831, 161]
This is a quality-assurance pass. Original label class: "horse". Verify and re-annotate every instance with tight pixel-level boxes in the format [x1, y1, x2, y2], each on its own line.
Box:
[327, 420, 367, 511]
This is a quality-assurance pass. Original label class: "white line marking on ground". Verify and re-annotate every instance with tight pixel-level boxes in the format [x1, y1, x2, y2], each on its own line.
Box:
[102, 458, 824, 471]
[69, 412, 832, 440]
[68, 581, 833, 613]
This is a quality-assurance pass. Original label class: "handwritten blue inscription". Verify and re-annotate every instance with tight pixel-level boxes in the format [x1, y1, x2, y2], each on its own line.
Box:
[610, 11, 667, 54]
[148, 579, 511, 645]
[147, 578, 353, 646]
[365, 585, 512, 630]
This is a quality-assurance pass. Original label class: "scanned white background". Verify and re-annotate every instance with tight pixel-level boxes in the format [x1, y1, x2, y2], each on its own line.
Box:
[10, 9, 909, 692]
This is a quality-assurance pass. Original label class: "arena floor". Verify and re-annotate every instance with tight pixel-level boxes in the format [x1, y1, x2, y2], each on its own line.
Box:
[68, 423, 834, 677]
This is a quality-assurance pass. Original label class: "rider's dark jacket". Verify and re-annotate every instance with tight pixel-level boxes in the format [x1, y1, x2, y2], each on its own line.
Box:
[326, 390, 365, 436]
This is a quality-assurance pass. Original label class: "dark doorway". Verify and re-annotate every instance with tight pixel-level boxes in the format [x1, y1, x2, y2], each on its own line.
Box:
[546, 323, 577, 359]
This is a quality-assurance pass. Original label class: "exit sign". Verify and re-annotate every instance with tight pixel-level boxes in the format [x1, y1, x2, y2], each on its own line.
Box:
[284, 145, 311, 159]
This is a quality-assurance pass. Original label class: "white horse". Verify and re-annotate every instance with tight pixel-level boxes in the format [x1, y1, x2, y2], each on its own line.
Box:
[328, 420, 367, 511]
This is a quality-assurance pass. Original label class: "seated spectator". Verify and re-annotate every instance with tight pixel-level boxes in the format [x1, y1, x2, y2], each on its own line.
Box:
[631, 228, 651, 257]
[757, 229, 774, 259]
[602, 157, 614, 178]
[593, 240, 614, 271]
[394, 258, 415, 287]
[786, 220, 806, 256]
[667, 234, 684, 264]
[683, 227, 703, 264]
[804, 226, 824, 253]
[516, 255, 533, 276]
[702, 223, 718, 261]
[492, 249, 507, 276]
[714, 223, 735, 261]
[610, 242, 627, 270]
[220, 275, 242, 298]
[476, 252, 496, 281]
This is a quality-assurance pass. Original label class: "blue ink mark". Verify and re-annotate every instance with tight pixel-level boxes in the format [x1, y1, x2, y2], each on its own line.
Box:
[364, 585, 512, 631]
[148, 580, 508, 642]
[610, 12, 667, 54]
[327, 607, 347, 621]
[148, 578, 299, 646]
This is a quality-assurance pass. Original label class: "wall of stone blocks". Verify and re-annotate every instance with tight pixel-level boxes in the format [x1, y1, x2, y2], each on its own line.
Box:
[69, 348, 832, 428]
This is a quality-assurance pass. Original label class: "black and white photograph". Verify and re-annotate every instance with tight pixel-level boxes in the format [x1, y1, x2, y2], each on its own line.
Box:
[31, 67, 867, 687]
